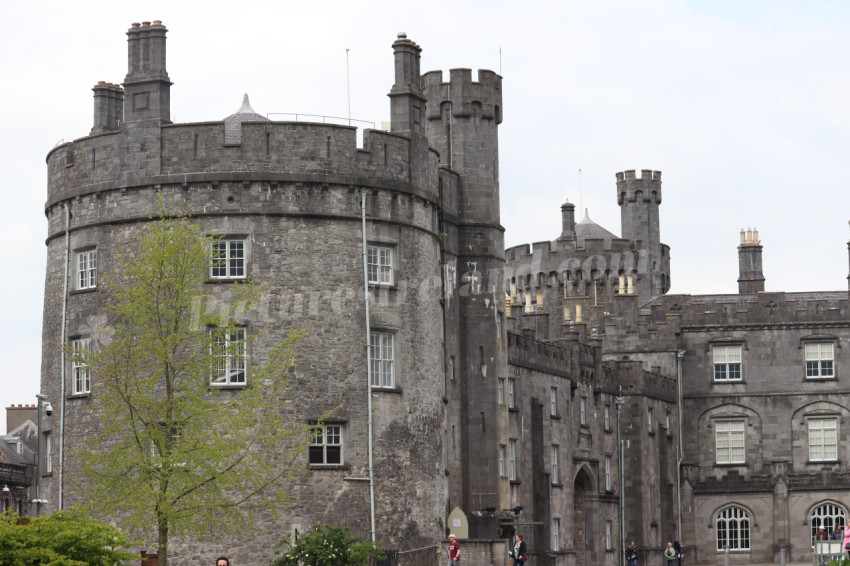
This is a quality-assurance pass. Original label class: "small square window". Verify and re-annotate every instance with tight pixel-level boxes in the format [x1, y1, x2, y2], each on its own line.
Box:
[713, 345, 742, 382]
[211, 239, 245, 279]
[806, 343, 834, 379]
[309, 424, 343, 465]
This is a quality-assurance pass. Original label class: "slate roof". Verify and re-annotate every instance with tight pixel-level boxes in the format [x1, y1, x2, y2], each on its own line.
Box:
[575, 209, 618, 240]
[224, 94, 269, 145]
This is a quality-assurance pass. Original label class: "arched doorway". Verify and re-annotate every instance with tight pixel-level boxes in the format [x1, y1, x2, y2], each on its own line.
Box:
[574, 467, 594, 566]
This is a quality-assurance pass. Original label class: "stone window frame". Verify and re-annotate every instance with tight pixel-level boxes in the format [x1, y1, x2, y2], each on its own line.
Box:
[308, 422, 345, 467]
[551, 444, 560, 485]
[507, 378, 516, 410]
[498, 378, 505, 405]
[552, 517, 561, 551]
[801, 336, 838, 380]
[715, 419, 746, 465]
[209, 235, 248, 281]
[367, 244, 394, 286]
[550, 387, 558, 417]
[75, 247, 98, 291]
[715, 505, 751, 552]
[809, 502, 846, 547]
[710, 340, 744, 382]
[579, 396, 587, 426]
[70, 337, 91, 396]
[604, 455, 612, 492]
[209, 327, 247, 387]
[370, 330, 395, 389]
[498, 444, 506, 477]
[605, 520, 613, 550]
[604, 405, 611, 432]
[808, 416, 838, 463]
[509, 439, 517, 481]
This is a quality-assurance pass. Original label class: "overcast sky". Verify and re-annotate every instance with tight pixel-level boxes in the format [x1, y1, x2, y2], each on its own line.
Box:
[2, 0, 848, 432]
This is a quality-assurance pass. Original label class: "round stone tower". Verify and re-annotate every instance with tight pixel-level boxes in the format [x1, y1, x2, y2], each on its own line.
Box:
[40, 22, 449, 565]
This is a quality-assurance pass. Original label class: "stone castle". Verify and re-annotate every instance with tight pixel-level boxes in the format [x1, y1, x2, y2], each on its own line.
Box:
[37, 20, 850, 566]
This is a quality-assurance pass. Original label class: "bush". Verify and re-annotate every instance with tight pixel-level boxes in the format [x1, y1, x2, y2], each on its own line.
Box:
[0, 508, 136, 566]
[273, 524, 385, 566]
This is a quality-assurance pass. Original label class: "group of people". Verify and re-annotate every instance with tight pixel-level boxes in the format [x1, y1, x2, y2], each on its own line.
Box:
[627, 540, 683, 566]
[447, 532, 527, 566]
[814, 523, 850, 565]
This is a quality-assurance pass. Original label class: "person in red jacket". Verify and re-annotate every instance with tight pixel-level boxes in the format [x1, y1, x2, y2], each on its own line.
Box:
[448, 534, 461, 566]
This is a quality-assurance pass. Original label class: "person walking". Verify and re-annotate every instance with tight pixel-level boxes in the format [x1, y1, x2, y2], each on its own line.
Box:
[664, 543, 676, 566]
[625, 541, 638, 566]
[843, 522, 850, 562]
[511, 533, 528, 566]
[832, 525, 844, 562]
[447, 534, 461, 566]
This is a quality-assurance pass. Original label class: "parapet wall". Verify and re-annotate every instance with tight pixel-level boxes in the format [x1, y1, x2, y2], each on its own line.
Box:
[46, 122, 440, 212]
[422, 68, 503, 123]
[616, 169, 662, 204]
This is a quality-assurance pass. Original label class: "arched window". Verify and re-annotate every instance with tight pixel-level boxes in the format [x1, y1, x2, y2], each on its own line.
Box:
[811, 503, 845, 545]
[716, 506, 750, 551]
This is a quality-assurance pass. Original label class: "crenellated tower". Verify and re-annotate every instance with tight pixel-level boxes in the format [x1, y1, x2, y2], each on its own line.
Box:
[616, 169, 668, 302]
[423, 66, 507, 521]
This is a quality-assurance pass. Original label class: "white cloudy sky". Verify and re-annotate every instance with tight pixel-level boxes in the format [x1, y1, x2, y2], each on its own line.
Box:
[1, 0, 848, 431]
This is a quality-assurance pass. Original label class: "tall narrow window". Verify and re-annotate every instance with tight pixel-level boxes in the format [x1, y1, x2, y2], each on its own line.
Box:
[552, 518, 561, 551]
[367, 245, 393, 285]
[809, 417, 838, 462]
[210, 328, 246, 385]
[77, 249, 97, 290]
[71, 338, 91, 395]
[509, 439, 517, 481]
[606, 521, 613, 550]
[508, 379, 516, 409]
[499, 445, 506, 477]
[370, 332, 394, 388]
[580, 397, 587, 425]
[44, 432, 52, 474]
[648, 407, 654, 433]
[604, 405, 611, 431]
[806, 343, 835, 379]
[551, 445, 559, 484]
[498, 378, 505, 405]
[605, 455, 612, 491]
[550, 387, 558, 416]
[211, 239, 245, 279]
[716, 420, 745, 464]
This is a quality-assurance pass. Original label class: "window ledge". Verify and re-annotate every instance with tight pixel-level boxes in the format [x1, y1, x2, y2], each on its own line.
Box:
[805, 377, 837, 381]
[715, 462, 748, 468]
[67, 393, 91, 399]
[205, 278, 248, 284]
[70, 287, 97, 295]
[509, 407, 519, 413]
[309, 463, 351, 471]
[552, 482, 563, 488]
[807, 460, 839, 465]
[550, 414, 561, 420]
[210, 383, 248, 390]
[510, 479, 521, 485]
[371, 386, 402, 395]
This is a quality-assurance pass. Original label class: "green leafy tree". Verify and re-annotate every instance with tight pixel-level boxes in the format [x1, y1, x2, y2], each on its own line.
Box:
[70, 209, 320, 566]
[0, 508, 136, 566]
[273, 524, 385, 566]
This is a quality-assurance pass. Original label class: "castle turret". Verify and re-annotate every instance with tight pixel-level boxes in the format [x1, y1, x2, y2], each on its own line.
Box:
[388, 33, 425, 136]
[617, 169, 666, 301]
[738, 228, 765, 294]
[122, 21, 171, 124]
[423, 63, 505, 517]
[91, 82, 124, 134]
[559, 200, 576, 240]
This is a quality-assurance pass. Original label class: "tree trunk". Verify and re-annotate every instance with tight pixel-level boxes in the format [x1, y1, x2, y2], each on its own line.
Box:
[158, 517, 169, 566]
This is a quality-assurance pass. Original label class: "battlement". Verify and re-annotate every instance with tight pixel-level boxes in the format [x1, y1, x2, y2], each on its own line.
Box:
[616, 169, 662, 204]
[45, 121, 444, 209]
[422, 68, 502, 123]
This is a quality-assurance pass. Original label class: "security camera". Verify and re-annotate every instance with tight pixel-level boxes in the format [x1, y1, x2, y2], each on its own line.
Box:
[44, 403, 53, 417]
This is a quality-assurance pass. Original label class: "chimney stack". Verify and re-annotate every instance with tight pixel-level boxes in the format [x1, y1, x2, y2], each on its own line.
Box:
[738, 228, 765, 294]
